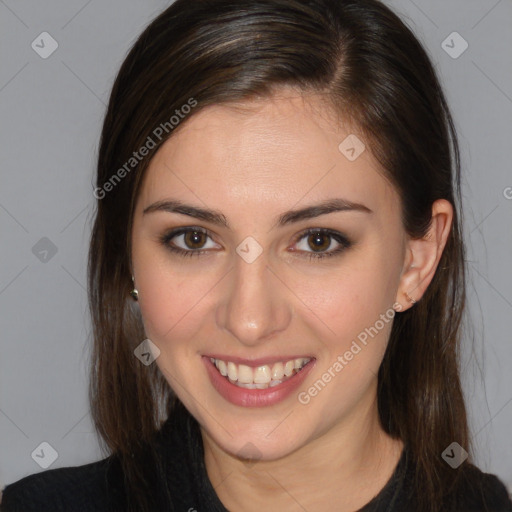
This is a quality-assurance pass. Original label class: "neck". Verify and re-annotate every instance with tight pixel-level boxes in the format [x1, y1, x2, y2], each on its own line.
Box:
[201, 393, 404, 512]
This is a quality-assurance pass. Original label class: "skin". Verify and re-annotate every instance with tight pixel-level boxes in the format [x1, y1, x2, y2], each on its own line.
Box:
[131, 89, 453, 511]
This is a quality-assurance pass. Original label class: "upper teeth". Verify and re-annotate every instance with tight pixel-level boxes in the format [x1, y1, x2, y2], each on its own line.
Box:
[210, 357, 311, 386]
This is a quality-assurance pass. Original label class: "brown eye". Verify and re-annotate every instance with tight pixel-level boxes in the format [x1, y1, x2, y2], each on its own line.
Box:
[183, 230, 207, 249]
[293, 228, 352, 260]
[160, 227, 220, 258]
[307, 232, 331, 252]
[160, 227, 351, 261]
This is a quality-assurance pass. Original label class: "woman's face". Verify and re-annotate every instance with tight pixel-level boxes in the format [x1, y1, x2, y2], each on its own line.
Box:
[131, 90, 410, 461]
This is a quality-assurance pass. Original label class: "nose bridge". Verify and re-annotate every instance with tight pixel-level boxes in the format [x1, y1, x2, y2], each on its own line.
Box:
[217, 252, 291, 346]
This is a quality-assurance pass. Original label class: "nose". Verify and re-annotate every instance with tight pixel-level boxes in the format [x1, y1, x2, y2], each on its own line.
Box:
[216, 252, 292, 347]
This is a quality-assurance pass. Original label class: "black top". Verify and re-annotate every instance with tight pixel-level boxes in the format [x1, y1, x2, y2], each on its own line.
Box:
[2, 405, 512, 512]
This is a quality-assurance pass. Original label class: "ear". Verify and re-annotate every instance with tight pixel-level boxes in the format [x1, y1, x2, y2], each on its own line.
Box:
[395, 199, 453, 312]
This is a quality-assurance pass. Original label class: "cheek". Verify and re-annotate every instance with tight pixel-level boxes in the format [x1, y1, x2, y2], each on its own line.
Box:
[293, 269, 397, 421]
[132, 233, 203, 336]
[290, 252, 399, 393]
[137, 269, 210, 342]
[293, 263, 393, 340]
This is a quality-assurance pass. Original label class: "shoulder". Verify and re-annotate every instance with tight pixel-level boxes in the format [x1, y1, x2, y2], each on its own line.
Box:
[452, 463, 512, 511]
[0, 455, 125, 512]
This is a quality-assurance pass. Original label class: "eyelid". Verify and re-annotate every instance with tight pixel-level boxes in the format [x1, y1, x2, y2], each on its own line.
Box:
[159, 226, 217, 253]
[159, 226, 352, 259]
[292, 227, 351, 247]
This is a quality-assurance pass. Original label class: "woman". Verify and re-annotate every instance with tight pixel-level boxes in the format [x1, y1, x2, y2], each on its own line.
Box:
[2, 0, 511, 511]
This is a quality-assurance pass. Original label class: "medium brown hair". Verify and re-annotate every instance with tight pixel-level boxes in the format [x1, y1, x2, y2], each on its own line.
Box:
[88, 1, 469, 510]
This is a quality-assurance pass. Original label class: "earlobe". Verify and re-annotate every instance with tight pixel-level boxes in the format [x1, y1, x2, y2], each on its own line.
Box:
[395, 199, 453, 311]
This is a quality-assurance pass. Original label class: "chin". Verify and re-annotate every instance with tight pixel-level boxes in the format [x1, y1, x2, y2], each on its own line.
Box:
[198, 407, 316, 463]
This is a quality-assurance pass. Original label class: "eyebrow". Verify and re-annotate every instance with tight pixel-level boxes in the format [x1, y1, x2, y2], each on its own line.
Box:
[143, 198, 372, 229]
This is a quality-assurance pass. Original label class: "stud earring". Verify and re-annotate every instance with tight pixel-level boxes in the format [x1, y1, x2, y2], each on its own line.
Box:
[130, 275, 139, 301]
[405, 291, 416, 305]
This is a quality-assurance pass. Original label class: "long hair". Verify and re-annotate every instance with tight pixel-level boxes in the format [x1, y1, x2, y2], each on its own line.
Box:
[87, 1, 469, 510]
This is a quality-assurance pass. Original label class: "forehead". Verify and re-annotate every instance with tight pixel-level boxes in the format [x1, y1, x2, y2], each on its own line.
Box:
[138, 91, 399, 220]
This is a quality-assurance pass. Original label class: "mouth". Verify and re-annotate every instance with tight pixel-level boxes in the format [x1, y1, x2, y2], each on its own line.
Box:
[208, 356, 312, 390]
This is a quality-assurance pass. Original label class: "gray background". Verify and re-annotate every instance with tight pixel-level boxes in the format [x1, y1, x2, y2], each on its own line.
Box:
[1, 0, 511, 494]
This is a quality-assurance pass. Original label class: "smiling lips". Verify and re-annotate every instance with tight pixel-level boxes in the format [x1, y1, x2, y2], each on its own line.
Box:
[209, 357, 312, 389]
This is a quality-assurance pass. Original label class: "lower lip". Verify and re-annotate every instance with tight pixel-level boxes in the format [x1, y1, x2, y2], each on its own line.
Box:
[203, 356, 316, 408]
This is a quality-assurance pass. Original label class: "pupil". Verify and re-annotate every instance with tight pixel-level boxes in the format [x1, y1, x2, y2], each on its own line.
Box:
[186, 231, 204, 248]
[309, 233, 329, 251]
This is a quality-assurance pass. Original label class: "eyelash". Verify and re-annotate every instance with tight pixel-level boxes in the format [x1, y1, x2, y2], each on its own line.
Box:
[159, 227, 352, 261]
